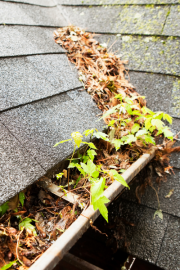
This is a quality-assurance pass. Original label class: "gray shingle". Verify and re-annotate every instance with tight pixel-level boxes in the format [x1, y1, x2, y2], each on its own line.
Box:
[0, 55, 81, 111]
[163, 5, 180, 37]
[157, 216, 180, 270]
[126, 71, 173, 113]
[61, 5, 169, 35]
[1, 0, 56, 6]
[27, 54, 81, 89]
[0, 1, 67, 27]
[96, 34, 180, 76]
[121, 170, 180, 217]
[108, 200, 143, 249]
[0, 122, 45, 205]
[0, 26, 64, 57]
[170, 79, 180, 118]
[108, 199, 169, 264]
[0, 90, 104, 171]
[169, 119, 180, 169]
[128, 207, 169, 264]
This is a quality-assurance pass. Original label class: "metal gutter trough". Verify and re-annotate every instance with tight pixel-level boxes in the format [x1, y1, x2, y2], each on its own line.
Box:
[30, 147, 155, 270]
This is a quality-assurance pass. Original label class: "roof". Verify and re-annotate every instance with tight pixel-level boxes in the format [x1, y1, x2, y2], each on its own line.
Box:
[53, 1, 179, 269]
[0, 0, 180, 269]
[0, 0, 103, 204]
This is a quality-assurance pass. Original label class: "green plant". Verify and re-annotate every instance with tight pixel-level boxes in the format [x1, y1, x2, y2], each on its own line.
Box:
[19, 218, 37, 236]
[0, 201, 9, 217]
[1, 260, 17, 270]
[100, 95, 173, 151]
[54, 96, 173, 222]
[0, 191, 26, 217]
[19, 191, 25, 207]
[54, 130, 129, 222]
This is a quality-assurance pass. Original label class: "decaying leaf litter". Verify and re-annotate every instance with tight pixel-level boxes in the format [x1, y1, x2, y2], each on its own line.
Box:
[0, 185, 79, 270]
[0, 26, 180, 270]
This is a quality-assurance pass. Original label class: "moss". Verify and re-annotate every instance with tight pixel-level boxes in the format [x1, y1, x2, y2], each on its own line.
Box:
[171, 80, 180, 116]
[145, 4, 154, 8]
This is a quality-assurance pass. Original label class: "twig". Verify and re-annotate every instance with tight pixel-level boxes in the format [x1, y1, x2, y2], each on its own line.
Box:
[84, 188, 90, 194]
[16, 230, 24, 266]
[90, 220, 108, 237]
[150, 184, 160, 209]
[81, 213, 108, 237]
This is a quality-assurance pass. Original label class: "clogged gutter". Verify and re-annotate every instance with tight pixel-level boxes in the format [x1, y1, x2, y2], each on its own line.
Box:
[53, 25, 180, 219]
[0, 26, 179, 270]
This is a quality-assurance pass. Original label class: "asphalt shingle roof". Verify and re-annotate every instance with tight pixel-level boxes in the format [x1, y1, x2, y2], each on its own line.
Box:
[0, 0, 180, 269]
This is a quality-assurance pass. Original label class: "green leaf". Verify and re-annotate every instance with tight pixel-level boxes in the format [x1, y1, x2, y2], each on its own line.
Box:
[72, 163, 86, 176]
[131, 123, 140, 134]
[1, 260, 17, 270]
[94, 131, 109, 142]
[0, 202, 9, 217]
[153, 209, 163, 220]
[81, 160, 96, 176]
[92, 196, 110, 222]
[71, 132, 83, 147]
[142, 107, 155, 116]
[124, 97, 133, 104]
[110, 170, 129, 189]
[121, 134, 136, 145]
[108, 119, 116, 127]
[68, 162, 77, 168]
[151, 119, 164, 131]
[130, 110, 141, 116]
[83, 155, 89, 163]
[59, 186, 67, 196]
[83, 129, 94, 137]
[135, 115, 144, 122]
[114, 94, 123, 102]
[145, 117, 152, 130]
[125, 103, 132, 115]
[91, 171, 99, 178]
[136, 129, 148, 137]
[19, 218, 37, 236]
[82, 142, 97, 149]
[112, 139, 123, 150]
[144, 135, 156, 145]
[91, 177, 105, 204]
[149, 126, 156, 133]
[99, 105, 120, 120]
[163, 113, 172, 124]
[154, 112, 163, 120]
[125, 104, 141, 116]
[53, 138, 72, 147]
[108, 128, 115, 141]
[19, 192, 25, 207]
[74, 176, 81, 188]
[163, 127, 173, 140]
[119, 169, 126, 173]
[56, 172, 64, 179]
[87, 149, 97, 161]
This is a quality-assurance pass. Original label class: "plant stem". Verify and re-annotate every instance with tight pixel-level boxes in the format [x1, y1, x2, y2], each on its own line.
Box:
[150, 184, 160, 209]
[68, 144, 76, 190]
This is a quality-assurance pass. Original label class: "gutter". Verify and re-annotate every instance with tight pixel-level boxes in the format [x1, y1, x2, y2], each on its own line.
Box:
[29, 147, 155, 270]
